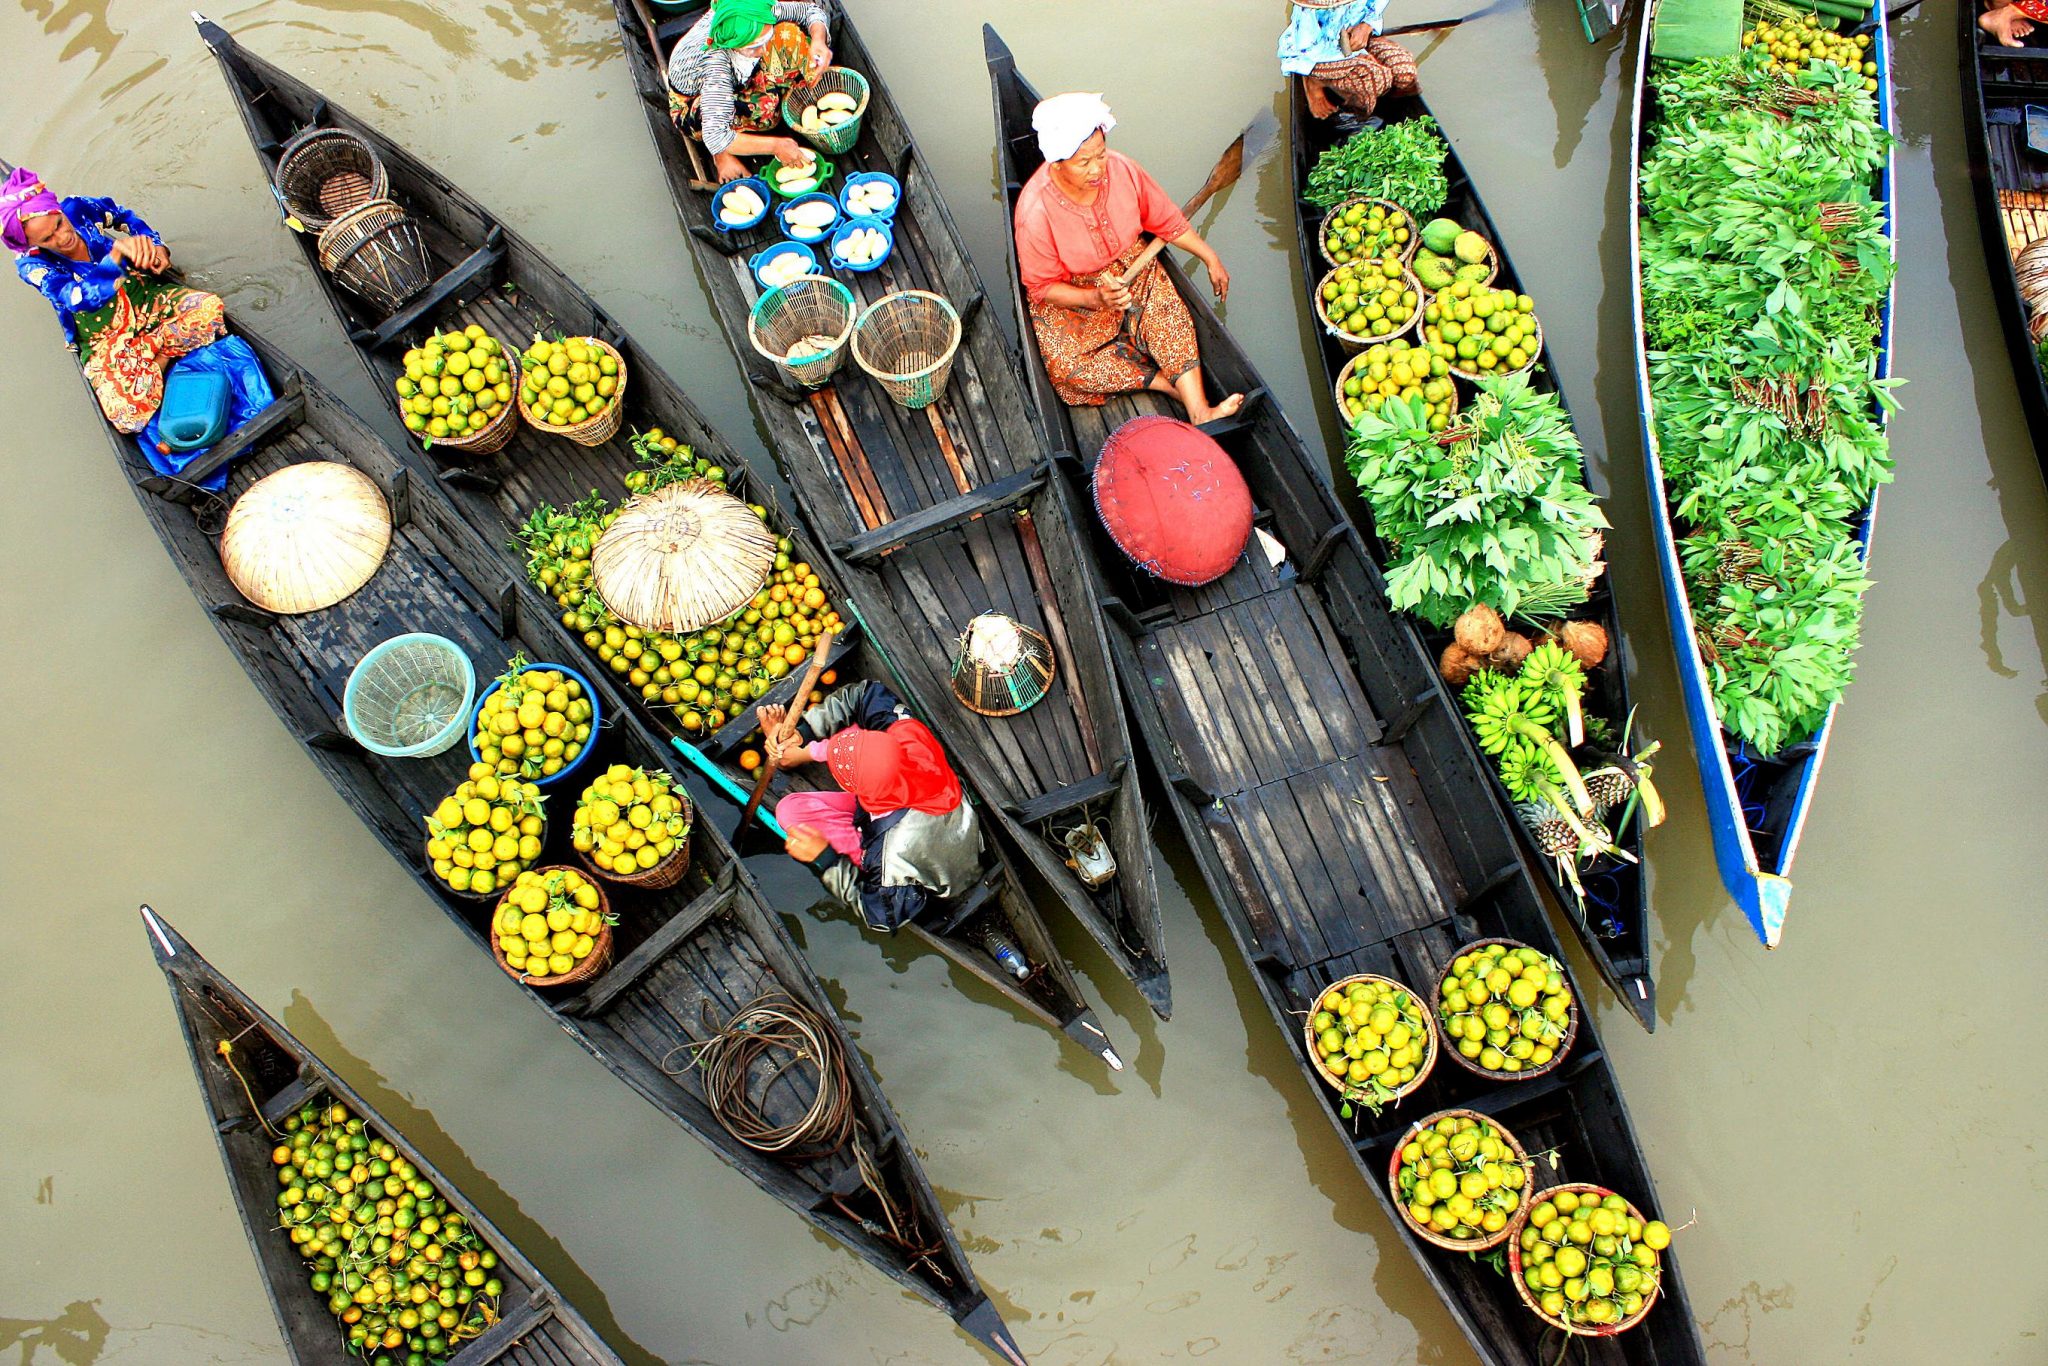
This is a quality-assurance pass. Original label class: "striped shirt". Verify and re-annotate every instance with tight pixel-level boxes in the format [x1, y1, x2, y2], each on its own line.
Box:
[666, 2, 829, 154]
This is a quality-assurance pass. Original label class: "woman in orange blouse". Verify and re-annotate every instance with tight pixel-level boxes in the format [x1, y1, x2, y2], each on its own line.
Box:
[1014, 94, 1242, 424]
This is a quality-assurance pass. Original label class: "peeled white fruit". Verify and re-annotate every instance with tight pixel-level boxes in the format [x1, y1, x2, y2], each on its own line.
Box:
[817, 92, 857, 114]
[800, 109, 823, 134]
[760, 254, 808, 288]
[821, 110, 851, 128]
[778, 176, 819, 196]
[785, 201, 838, 233]
[719, 186, 763, 222]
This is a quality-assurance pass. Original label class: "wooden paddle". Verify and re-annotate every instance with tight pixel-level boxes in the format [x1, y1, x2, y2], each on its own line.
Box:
[1111, 110, 1273, 290]
[737, 626, 838, 836]
[625, 0, 721, 192]
[1379, 0, 1522, 38]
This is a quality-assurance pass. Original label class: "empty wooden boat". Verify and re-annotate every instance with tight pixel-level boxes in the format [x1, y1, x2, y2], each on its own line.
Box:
[988, 29, 1704, 1364]
[604, 0, 1171, 1018]
[144, 905, 625, 1365]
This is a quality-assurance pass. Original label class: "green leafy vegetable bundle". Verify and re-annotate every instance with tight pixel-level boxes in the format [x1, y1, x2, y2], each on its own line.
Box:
[1343, 372, 1608, 628]
[1639, 49, 1898, 755]
[1306, 116, 1450, 215]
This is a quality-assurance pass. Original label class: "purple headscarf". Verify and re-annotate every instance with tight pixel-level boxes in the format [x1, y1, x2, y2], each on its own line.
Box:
[1, 167, 63, 254]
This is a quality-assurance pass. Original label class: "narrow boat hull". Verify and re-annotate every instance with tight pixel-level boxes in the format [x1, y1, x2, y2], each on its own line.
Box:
[1627, 0, 1896, 946]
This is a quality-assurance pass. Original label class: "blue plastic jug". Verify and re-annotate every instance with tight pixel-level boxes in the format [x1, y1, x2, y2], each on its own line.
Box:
[157, 367, 232, 452]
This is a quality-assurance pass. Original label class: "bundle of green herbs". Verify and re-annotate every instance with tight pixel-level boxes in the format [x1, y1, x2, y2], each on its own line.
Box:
[1343, 372, 1607, 629]
[1639, 49, 1898, 756]
[1305, 116, 1450, 215]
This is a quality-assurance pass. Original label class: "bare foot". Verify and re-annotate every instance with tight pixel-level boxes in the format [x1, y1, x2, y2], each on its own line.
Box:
[1187, 392, 1245, 425]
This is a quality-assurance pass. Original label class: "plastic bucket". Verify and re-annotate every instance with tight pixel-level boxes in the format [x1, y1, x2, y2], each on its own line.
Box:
[465, 660, 603, 788]
[344, 634, 476, 758]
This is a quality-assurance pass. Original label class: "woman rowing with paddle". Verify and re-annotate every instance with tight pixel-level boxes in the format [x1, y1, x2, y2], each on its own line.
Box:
[756, 679, 984, 934]
[4, 166, 226, 431]
[1013, 93, 1243, 424]
[665, 0, 833, 183]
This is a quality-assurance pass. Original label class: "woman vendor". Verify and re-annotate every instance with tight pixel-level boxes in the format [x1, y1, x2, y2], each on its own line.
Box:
[5, 166, 225, 431]
[1014, 93, 1243, 424]
[756, 679, 982, 934]
[1279, 0, 1421, 121]
[666, 0, 833, 182]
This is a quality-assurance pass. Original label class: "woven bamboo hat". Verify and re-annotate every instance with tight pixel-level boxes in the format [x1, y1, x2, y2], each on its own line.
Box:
[592, 479, 777, 633]
[219, 461, 391, 614]
[950, 612, 1055, 716]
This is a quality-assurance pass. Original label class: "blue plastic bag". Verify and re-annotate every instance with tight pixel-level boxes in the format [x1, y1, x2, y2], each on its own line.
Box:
[135, 335, 276, 492]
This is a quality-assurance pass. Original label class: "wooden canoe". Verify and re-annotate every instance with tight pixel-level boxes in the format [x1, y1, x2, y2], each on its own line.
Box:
[986, 29, 1706, 1365]
[1960, 6, 2048, 487]
[1629, 0, 1897, 946]
[70, 294, 1021, 1358]
[604, 0, 1172, 1019]
[192, 15, 1124, 1073]
[142, 906, 625, 1365]
[1287, 80, 1659, 1031]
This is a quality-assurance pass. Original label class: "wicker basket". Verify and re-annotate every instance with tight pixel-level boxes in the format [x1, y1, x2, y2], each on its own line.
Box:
[951, 613, 1055, 716]
[1386, 1108, 1536, 1252]
[749, 276, 857, 390]
[411, 329, 522, 457]
[1443, 315, 1544, 384]
[575, 791, 694, 891]
[1508, 1184, 1663, 1337]
[1415, 238, 1500, 290]
[1332, 348, 1460, 429]
[431, 816, 547, 906]
[783, 68, 871, 154]
[852, 291, 961, 410]
[490, 867, 614, 988]
[1314, 264, 1422, 352]
[517, 338, 628, 446]
[1317, 196, 1418, 268]
[317, 199, 429, 312]
[273, 127, 388, 233]
[1435, 937, 1580, 1081]
[1303, 973, 1437, 1110]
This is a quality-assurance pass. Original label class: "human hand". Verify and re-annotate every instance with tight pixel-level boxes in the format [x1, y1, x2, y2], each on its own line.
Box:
[1206, 256, 1230, 302]
[714, 152, 751, 183]
[755, 704, 787, 735]
[1984, 4, 2036, 45]
[1096, 274, 1133, 312]
[774, 140, 814, 168]
[785, 824, 829, 862]
[113, 236, 169, 273]
[808, 39, 833, 75]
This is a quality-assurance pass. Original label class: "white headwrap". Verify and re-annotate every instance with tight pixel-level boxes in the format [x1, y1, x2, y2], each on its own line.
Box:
[1032, 92, 1116, 163]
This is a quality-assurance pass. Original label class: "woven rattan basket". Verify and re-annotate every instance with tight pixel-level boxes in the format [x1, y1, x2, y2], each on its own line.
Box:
[1508, 1184, 1663, 1337]
[574, 804, 693, 891]
[273, 127, 388, 233]
[317, 199, 428, 312]
[1314, 264, 1421, 353]
[783, 67, 871, 154]
[1317, 196, 1418, 268]
[749, 276, 857, 390]
[517, 338, 628, 446]
[852, 291, 961, 410]
[951, 613, 1055, 716]
[490, 867, 614, 987]
[433, 814, 547, 906]
[1303, 973, 1437, 1111]
[1332, 348, 1460, 429]
[1435, 937, 1580, 1081]
[1386, 1108, 1536, 1252]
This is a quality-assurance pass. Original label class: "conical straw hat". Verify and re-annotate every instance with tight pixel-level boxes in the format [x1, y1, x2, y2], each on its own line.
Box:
[951, 612, 1055, 716]
[219, 461, 391, 614]
[592, 479, 777, 633]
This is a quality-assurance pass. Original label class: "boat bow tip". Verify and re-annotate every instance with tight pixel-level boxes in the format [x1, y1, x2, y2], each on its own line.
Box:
[957, 1297, 1028, 1364]
[981, 25, 1011, 64]
[139, 904, 182, 962]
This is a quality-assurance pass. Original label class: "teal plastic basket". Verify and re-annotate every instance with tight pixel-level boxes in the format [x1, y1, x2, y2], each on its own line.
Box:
[344, 634, 475, 758]
[748, 275, 857, 390]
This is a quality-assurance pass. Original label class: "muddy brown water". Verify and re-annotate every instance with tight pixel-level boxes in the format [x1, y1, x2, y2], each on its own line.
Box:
[3, 2, 2045, 1362]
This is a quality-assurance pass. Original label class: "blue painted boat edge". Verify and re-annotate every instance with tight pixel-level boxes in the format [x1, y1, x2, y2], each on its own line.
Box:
[1627, 0, 1896, 947]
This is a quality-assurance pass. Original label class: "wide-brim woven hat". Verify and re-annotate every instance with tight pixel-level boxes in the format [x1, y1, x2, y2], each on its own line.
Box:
[1092, 415, 1254, 586]
[592, 479, 777, 633]
[951, 612, 1056, 716]
[219, 461, 391, 614]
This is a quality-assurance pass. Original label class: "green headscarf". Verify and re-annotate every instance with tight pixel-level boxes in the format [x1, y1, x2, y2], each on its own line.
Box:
[707, 0, 776, 49]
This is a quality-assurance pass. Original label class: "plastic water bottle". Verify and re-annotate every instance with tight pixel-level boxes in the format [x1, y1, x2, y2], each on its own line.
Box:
[983, 926, 1031, 980]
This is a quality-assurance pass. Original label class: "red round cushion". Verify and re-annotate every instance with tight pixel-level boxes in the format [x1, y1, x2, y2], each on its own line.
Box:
[1092, 415, 1253, 586]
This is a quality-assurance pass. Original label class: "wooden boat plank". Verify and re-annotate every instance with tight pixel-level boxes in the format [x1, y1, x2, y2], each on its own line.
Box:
[1216, 789, 1331, 964]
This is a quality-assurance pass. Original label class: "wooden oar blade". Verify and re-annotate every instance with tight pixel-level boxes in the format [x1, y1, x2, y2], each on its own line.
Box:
[1185, 107, 1276, 217]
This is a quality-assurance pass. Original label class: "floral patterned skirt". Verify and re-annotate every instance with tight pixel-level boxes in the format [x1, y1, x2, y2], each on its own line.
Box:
[1309, 34, 1421, 118]
[73, 279, 226, 432]
[1027, 242, 1200, 408]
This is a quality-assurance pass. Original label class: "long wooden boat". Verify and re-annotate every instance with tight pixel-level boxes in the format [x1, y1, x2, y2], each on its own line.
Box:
[985, 30, 1704, 1365]
[66, 292, 1021, 1358]
[604, 0, 1171, 1018]
[1288, 79, 1658, 1030]
[1961, 8, 2048, 486]
[193, 16, 1124, 1071]
[1628, 0, 1896, 945]
[143, 906, 624, 1365]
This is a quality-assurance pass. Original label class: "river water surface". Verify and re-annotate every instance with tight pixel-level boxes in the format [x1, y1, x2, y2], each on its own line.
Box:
[3, 2, 2045, 1362]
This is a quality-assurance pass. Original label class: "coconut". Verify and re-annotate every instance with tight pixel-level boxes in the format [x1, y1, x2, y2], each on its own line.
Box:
[1555, 619, 1609, 670]
[1453, 603, 1505, 656]
[1489, 631, 1534, 670]
[1439, 643, 1484, 689]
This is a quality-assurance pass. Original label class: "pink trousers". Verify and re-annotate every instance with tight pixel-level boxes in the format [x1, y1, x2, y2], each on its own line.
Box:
[775, 790, 865, 864]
